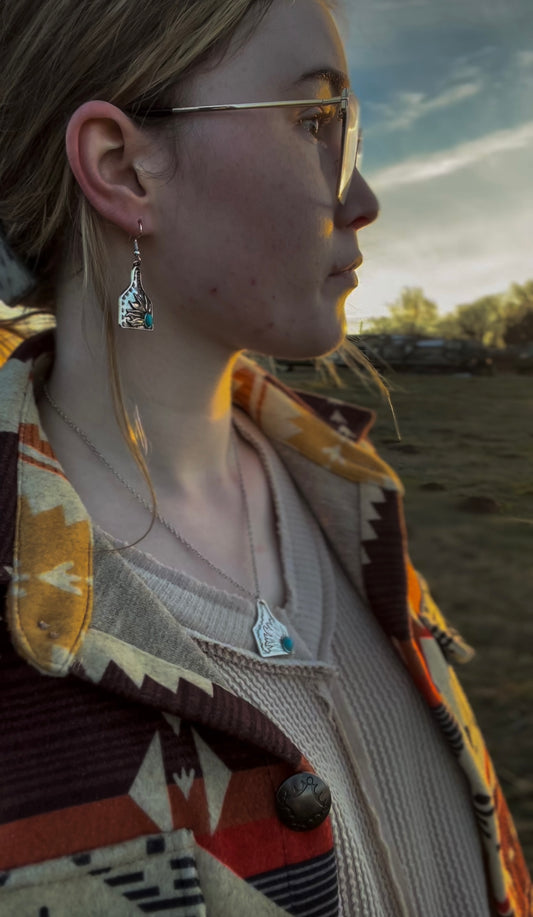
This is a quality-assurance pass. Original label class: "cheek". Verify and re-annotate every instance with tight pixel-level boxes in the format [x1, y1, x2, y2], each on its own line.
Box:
[186, 121, 331, 260]
[157, 122, 337, 335]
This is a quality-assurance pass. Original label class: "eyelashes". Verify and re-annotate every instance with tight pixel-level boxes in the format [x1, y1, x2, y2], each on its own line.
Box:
[298, 105, 338, 139]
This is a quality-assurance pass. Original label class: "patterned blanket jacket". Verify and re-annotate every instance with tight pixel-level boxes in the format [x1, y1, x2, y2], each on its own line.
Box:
[0, 331, 530, 916]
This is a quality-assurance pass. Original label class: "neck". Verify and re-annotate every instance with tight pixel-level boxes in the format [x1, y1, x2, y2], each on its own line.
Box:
[42, 275, 243, 501]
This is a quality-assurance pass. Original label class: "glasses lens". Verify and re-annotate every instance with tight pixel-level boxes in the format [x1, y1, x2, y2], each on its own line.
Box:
[338, 94, 360, 204]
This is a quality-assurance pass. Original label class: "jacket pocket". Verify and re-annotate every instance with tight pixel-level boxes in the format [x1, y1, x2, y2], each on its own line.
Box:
[0, 829, 292, 916]
[0, 829, 206, 917]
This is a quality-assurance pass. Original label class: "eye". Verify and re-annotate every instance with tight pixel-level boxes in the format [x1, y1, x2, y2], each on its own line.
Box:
[299, 106, 337, 139]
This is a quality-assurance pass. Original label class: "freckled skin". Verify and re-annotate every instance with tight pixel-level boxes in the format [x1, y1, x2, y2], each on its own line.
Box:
[148, 0, 378, 360]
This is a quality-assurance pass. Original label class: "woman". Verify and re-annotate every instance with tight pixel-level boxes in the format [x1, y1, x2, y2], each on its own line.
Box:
[0, 0, 529, 914]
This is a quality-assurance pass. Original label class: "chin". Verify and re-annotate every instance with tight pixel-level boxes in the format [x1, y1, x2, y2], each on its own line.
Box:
[269, 305, 346, 361]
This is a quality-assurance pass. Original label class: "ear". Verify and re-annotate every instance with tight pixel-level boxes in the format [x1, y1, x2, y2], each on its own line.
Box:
[65, 100, 154, 237]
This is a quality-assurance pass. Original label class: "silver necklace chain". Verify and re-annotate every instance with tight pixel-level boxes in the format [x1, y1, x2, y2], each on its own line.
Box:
[42, 385, 260, 602]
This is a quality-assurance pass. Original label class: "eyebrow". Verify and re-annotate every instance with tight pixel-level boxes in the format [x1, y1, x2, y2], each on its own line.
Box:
[293, 67, 350, 96]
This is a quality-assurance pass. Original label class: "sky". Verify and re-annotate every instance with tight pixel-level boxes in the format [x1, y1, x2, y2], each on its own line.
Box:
[339, 0, 533, 328]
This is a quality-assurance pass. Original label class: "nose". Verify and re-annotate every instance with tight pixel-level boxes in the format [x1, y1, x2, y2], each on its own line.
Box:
[336, 169, 379, 230]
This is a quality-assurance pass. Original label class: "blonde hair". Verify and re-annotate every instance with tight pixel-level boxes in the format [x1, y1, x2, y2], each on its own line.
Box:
[0, 0, 275, 304]
[0, 0, 393, 495]
[0, 0, 278, 528]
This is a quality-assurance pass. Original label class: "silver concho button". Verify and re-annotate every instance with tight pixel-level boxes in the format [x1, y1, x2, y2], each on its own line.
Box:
[275, 772, 332, 831]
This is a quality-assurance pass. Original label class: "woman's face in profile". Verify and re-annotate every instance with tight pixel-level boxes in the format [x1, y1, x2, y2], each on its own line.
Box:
[149, 0, 379, 359]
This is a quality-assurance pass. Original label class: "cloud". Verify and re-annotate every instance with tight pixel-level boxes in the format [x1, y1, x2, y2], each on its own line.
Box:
[449, 63, 483, 83]
[340, 0, 533, 326]
[344, 6, 521, 73]
[345, 129, 533, 324]
[366, 121, 533, 190]
[369, 0, 429, 7]
[368, 81, 484, 134]
[515, 49, 533, 69]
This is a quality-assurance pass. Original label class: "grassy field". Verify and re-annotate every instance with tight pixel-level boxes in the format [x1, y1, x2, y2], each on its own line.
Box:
[280, 364, 533, 869]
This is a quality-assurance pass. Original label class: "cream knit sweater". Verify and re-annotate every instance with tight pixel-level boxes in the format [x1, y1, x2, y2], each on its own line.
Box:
[106, 409, 491, 917]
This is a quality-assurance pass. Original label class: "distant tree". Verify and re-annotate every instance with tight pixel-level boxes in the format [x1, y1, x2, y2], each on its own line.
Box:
[367, 280, 533, 346]
[364, 315, 396, 334]
[503, 309, 533, 344]
[367, 287, 439, 336]
[504, 280, 533, 310]
[501, 281, 533, 345]
[441, 295, 505, 347]
[435, 312, 461, 340]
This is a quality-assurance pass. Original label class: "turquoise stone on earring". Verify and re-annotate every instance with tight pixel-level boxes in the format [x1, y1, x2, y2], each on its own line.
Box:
[281, 635, 294, 654]
[143, 313, 153, 330]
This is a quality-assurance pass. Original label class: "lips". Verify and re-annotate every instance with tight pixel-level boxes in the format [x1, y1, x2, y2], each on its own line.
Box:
[330, 255, 363, 275]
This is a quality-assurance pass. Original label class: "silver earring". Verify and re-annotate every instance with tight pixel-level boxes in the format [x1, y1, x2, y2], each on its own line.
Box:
[118, 220, 154, 330]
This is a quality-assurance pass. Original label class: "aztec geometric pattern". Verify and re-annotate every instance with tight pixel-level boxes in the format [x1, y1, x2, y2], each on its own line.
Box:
[0, 330, 531, 916]
[248, 849, 339, 916]
[0, 608, 337, 915]
[1, 833, 208, 916]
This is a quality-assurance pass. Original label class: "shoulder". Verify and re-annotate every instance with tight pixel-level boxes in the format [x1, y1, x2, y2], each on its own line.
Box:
[0, 326, 53, 369]
[293, 387, 376, 444]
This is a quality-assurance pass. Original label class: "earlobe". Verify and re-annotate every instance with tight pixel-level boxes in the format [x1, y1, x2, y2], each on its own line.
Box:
[65, 100, 152, 236]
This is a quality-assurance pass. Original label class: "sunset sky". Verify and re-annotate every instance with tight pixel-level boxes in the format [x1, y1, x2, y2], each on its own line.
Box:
[341, 0, 533, 327]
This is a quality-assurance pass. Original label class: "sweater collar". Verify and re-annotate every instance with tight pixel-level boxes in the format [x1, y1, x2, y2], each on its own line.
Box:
[0, 331, 402, 675]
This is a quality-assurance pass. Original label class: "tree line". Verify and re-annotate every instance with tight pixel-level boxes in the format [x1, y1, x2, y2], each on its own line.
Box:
[364, 280, 533, 348]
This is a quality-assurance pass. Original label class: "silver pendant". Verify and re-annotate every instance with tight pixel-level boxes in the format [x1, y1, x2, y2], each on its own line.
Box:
[118, 241, 154, 331]
[253, 598, 294, 658]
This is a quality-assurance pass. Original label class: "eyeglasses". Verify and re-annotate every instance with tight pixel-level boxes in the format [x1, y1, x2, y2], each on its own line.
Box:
[132, 88, 361, 204]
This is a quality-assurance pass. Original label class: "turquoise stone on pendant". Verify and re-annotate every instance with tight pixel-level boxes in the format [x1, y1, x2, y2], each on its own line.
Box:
[143, 313, 153, 329]
[281, 635, 294, 654]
